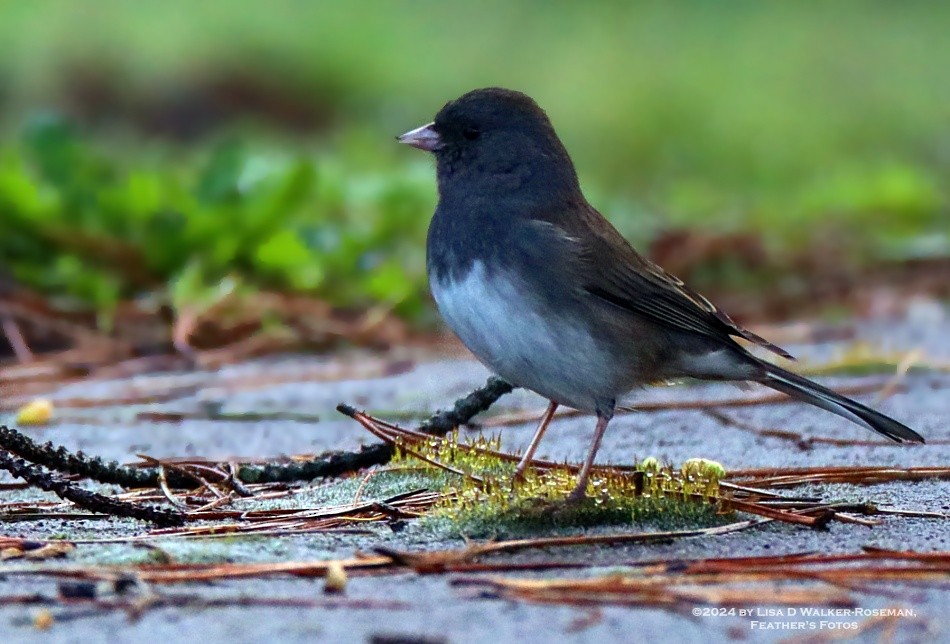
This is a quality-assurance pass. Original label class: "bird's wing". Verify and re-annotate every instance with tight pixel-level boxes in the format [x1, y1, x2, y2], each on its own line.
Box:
[532, 214, 794, 360]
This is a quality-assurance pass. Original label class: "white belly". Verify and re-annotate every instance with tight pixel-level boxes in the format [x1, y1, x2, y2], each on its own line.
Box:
[430, 261, 615, 412]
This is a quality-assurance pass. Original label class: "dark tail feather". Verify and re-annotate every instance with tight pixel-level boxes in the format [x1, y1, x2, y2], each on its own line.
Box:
[760, 363, 925, 444]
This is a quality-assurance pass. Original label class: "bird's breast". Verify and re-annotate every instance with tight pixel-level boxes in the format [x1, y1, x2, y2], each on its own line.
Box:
[429, 260, 623, 412]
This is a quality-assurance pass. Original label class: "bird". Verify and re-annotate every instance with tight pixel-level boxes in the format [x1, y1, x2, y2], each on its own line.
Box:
[397, 87, 925, 501]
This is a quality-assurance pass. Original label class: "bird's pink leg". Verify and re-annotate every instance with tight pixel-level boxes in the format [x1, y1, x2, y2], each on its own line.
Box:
[567, 413, 611, 501]
[512, 400, 558, 483]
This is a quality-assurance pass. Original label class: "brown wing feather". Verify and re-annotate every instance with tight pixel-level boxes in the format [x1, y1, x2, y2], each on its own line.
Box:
[540, 207, 794, 360]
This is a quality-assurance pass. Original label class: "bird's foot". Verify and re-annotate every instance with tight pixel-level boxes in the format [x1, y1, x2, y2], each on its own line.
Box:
[519, 485, 592, 516]
[508, 465, 533, 497]
[565, 486, 589, 504]
[531, 494, 597, 522]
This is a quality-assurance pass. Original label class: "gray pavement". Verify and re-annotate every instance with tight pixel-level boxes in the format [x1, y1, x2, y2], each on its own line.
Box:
[1, 312, 948, 643]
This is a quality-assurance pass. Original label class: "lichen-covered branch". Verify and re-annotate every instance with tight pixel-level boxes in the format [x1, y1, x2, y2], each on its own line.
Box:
[0, 424, 186, 488]
[0, 376, 515, 487]
[0, 449, 185, 526]
[243, 376, 515, 482]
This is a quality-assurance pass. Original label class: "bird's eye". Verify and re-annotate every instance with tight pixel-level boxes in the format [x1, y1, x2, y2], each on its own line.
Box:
[462, 127, 480, 141]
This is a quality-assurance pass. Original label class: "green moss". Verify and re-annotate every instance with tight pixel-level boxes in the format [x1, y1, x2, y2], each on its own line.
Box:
[390, 431, 730, 537]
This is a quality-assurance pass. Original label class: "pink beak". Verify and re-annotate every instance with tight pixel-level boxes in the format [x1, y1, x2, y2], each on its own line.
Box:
[397, 122, 443, 152]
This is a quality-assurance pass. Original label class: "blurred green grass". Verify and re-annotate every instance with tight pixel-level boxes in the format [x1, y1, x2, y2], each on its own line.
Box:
[0, 1, 947, 325]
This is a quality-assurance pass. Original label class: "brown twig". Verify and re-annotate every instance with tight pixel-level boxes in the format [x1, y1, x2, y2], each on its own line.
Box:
[1, 314, 34, 362]
[452, 551, 950, 610]
[726, 466, 950, 488]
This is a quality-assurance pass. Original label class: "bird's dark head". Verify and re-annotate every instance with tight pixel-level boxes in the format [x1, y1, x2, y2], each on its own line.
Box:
[398, 88, 580, 202]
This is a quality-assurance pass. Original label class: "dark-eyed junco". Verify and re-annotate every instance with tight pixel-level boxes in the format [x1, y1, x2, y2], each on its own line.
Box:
[398, 88, 924, 501]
